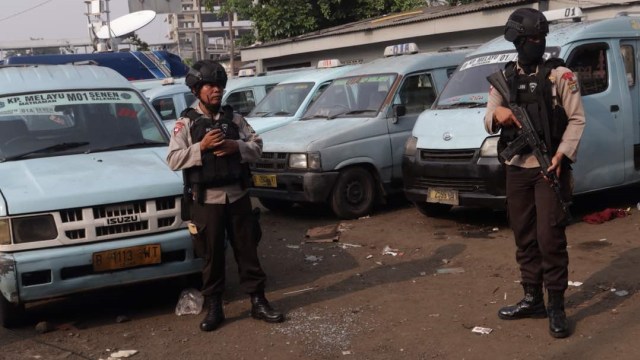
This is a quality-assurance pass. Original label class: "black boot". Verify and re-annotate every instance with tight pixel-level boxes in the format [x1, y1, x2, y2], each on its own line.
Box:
[498, 283, 547, 320]
[200, 295, 225, 332]
[547, 290, 570, 338]
[250, 292, 284, 323]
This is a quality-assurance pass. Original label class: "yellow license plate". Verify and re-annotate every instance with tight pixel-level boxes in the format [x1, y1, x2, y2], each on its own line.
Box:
[253, 174, 277, 188]
[427, 188, 459, 206]
[93, 244, 161, 272]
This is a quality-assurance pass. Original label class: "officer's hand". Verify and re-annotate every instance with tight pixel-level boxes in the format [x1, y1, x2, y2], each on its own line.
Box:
[547, 152, 565, 178]
[212, 139, 239, 157]
[199, 129, 225, 152]
[494, 106, 522, 128]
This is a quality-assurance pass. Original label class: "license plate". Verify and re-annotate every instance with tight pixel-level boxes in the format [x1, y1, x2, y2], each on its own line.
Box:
[93, 244, 161, 272]
[427, 187, 459, 206]
[253, 174, 277, 188]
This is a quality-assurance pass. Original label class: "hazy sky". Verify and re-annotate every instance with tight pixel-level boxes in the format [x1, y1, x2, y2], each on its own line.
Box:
[0, 0, 169, 45]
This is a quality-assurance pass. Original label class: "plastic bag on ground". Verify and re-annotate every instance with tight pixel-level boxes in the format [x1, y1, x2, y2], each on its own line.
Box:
[175, 288, 204, 316]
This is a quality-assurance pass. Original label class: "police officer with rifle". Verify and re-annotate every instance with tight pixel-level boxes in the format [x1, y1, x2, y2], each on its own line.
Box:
[167, 60, 284, 332]
[484, 8, 585, 338]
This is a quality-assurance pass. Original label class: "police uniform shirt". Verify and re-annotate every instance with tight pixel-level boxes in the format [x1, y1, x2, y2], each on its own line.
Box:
[484, 64, 586, 168]
[166, 104, 263, 204]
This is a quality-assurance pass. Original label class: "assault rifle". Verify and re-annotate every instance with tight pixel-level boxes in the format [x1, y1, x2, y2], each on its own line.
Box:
[486, 71, 572, 223]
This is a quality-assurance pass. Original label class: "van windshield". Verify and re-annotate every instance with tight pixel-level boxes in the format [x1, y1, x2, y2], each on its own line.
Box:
[0, 90, 167, 162]
[435, 61, 506, 109]
[303, 74, 395, 119]
[436, 49, 561, 109]
[249, 82, 313, 118]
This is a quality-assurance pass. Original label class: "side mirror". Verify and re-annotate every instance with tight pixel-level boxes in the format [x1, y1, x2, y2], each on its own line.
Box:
[393, 104, 406, 118]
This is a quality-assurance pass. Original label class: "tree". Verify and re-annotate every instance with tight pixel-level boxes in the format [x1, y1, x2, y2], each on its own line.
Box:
[204, 0, 428, 43]
[127, 33, 150, 51]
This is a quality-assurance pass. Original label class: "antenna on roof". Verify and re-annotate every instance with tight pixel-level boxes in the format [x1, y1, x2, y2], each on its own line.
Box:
[84, 0, 155, 53]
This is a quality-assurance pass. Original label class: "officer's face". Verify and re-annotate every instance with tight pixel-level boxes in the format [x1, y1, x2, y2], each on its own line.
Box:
[198, 83, 224, 106]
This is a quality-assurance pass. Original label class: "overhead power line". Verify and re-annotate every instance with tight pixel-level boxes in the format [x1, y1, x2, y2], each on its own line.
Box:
[0, 0, 55, 22]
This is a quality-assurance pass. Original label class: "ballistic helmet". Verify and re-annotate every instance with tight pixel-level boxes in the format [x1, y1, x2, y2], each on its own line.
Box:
[504, 8, 549, 42]
[185, 60, 228, 90]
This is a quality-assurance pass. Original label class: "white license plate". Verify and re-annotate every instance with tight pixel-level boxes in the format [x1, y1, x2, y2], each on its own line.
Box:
[426, 188, 459, 206]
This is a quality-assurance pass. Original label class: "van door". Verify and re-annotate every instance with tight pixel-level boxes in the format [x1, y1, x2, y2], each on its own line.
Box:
[566, 41, 625, 192]
[388, 72, 439, 179]
[620, 40, 640, 171]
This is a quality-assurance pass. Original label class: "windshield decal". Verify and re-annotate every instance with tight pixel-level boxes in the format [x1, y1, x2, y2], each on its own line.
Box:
[459, 53, 518, 71]
[0, 91, 140, 114]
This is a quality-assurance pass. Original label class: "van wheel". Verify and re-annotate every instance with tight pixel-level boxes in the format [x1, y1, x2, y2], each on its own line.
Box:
[414, 202, 452, 217]
[0, 295, 24, 328]
[330, 167, 375, 219]
[258, 198, 293, 212]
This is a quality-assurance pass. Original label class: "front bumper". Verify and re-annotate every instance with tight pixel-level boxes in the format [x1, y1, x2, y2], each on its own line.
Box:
[250, 171, 339, 203]
[402, 149, 507, 209]
[1, 229, 203, 304]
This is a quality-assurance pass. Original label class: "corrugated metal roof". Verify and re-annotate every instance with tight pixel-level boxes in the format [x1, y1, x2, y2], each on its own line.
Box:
[248, 0, 534, 48]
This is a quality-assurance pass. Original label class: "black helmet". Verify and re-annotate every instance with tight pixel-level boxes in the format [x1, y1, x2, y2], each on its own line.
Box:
[185, 60, 228, 90]
[504, 8, 549, 42]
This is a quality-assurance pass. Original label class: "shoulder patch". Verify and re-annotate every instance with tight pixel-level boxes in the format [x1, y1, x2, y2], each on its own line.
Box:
[561, 71, 579, 93]
[173, 122, 185, 135]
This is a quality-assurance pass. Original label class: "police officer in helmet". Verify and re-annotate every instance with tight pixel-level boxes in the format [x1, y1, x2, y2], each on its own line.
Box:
[167, 60, 284, 331]
[485, 8, 585, 338]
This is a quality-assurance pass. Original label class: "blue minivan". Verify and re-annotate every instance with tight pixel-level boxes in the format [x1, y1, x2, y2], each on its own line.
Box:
[0, 64, 202, 327]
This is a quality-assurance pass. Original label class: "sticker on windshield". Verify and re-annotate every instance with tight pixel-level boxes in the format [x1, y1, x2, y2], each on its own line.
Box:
[459, 53, 518, 71]
[0, 91, 140, 114]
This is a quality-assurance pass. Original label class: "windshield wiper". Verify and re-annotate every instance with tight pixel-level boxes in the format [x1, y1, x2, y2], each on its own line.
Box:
[327, 109, 376, 120]
[260, 110, 291, 117]
[1, 142, 89, 162]
[436, 102, 485, 109]
[86, 140, 166, 154]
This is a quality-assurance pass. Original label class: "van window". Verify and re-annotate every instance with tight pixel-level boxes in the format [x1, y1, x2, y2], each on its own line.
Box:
[0, 90, 166, 161]
[303, 74, 396, 118]
[397, 73, 437, 114]
[566, 42, 610, 96]
[226, 89, 256, 115]
[152, 97, 176, 120]
[249, 82, 313, 117]
[184, 92, 196, 108]
[620, 45, 635, 87]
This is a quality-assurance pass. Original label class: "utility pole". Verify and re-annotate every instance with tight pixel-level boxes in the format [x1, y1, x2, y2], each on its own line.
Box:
[196, 0, 206, 60]
[228, 11, 235, 79]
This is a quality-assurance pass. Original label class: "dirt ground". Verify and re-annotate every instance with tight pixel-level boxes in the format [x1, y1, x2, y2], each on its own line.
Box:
[1, 188, 639, 360]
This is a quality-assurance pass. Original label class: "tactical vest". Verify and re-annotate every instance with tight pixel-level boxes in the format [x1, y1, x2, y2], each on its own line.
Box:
[182, 105, 251, 197]
[498, 58, 569, 160]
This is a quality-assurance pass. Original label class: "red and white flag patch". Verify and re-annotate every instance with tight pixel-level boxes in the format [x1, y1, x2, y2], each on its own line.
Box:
[173, 122, 185, 135]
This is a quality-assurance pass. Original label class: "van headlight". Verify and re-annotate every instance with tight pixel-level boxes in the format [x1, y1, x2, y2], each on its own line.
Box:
[289, 153, 321, 170]
[404, 136, 418, 157]
[0, 219, 10, 245]
[479, 136, 499, 157]
[12, 215, 58, 244]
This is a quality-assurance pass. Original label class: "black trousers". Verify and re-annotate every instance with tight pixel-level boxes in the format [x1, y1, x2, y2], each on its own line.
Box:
[190, 194, 266, 297]
[505, 165, 571, 291]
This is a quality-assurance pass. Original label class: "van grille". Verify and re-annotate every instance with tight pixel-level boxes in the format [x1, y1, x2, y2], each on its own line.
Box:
[254, 152, 288, 171]
[420, 149, 477, 162]
[55, 197, 181, 242]
[410, 177, 486, 192]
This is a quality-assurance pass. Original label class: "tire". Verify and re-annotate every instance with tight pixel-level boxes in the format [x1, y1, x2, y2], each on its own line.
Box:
[258, 198, 293, 212]
[0, 295, 24, 328]
[330, 167, 375, 219]
[414, 202, 452, 217]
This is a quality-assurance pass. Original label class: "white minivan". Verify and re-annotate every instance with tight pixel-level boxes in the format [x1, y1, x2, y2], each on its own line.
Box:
[0, 64, 202, 327]
[250, 44, 469, 219]
[403, 8, 640, 216]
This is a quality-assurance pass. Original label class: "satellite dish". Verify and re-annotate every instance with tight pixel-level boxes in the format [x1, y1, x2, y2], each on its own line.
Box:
[96, 10, 156, 39]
